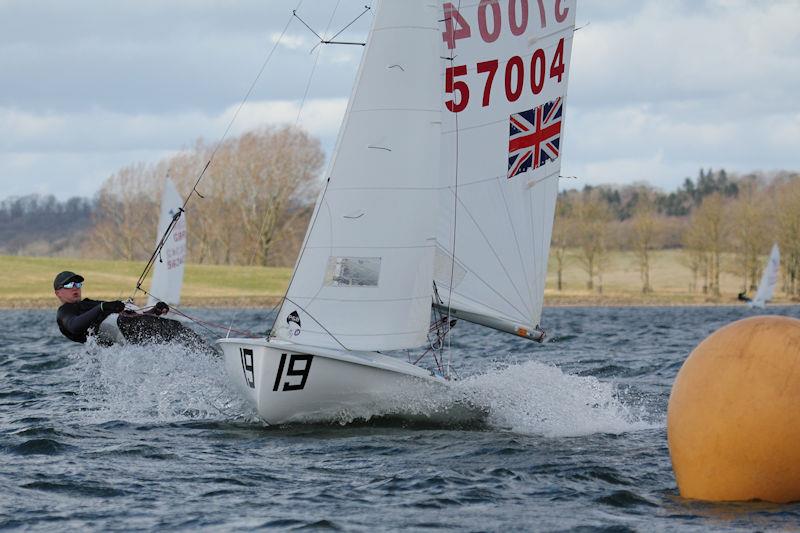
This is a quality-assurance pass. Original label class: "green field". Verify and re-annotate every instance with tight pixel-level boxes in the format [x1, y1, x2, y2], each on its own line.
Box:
[543, 249, 775, 305]
[1, 250, 794, 309]
[1, 255, 291, 308]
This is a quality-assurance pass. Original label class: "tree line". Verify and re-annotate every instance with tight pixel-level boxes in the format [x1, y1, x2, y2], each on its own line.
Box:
[553, 169, 800, 299]
[0, 195, 94, 256]
[2, 124, 798, 300]
[84, 125, 324, 267]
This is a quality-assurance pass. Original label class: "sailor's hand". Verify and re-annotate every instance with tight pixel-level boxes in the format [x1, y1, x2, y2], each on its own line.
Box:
[102, 300, 126, 314]
[153, 301, 169, 315]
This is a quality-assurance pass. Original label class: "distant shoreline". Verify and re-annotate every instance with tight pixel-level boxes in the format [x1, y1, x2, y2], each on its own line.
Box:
[5, 295, 797, 310]
[4, 253, 798, 311]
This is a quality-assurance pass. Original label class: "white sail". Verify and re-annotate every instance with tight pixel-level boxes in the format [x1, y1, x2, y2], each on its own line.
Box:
[749, 243, 780, 309]
[147, 178, 187, 306]
[272, 1, 443, 351]
[434, 1, 577, 335]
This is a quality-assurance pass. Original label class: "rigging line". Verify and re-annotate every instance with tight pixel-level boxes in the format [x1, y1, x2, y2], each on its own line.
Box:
[130, 4, 303, 300]
[268, 0, 354, 340]
[295, 38, 323, 125]
[292, 10, 323, 40]
[296, 0, 341, 126]
[265, 0, 340, 304]
[135, 286, 261, 338]
[294, 3, 371, 49]
[327, 5, 372, 42]
[444, 0, 464, 380]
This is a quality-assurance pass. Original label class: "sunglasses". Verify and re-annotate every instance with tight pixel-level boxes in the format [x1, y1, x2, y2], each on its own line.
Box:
[61, 281, 83, 289]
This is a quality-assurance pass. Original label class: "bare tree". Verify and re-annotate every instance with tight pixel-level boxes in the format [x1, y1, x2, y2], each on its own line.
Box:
[774, 175, 800, 297]
[551, 196, 572, 291]
[85, 163, 160, 261]
[225, 126, 323, 266]
[630, 196, 661, 293]
[729, 179, 769, 293]
[572, 189, 613, 291]
[84, 125, 324, 268]
[685, 193, 727, 297]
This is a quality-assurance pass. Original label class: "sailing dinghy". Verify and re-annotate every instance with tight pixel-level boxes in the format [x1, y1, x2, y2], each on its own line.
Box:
[748, 243, 780, 309]
[219, 0, 577, 424]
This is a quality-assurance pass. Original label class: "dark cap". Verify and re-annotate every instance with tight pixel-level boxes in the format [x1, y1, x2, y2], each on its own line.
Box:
[53, 271, 84, 290]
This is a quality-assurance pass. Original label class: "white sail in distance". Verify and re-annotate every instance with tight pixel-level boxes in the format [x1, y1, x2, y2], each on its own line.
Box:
[147, 178, 187, 307]
[749, 243, 780, 309]
[272, 1, 443, 351]
[435, 1, 577, 336]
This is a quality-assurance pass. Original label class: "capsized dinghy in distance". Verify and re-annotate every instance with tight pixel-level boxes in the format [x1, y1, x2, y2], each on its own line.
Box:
[219, 0, 577, 424]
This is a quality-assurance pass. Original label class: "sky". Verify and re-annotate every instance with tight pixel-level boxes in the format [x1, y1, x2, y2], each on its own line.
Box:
[1, 0, 798, 200]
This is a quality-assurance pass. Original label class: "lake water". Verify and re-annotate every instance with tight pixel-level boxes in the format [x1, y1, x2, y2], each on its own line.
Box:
[2, 305, 800, 531]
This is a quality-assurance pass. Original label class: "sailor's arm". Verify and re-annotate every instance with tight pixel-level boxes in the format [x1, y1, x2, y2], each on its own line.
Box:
[145, 301, 170, 316]
[57, 300, 125, 336]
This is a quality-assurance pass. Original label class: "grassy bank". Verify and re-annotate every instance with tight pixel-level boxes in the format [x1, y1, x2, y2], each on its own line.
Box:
[2, 255, 291, 309]
[2, 251, 795, 309]
[542, 249, 788, 306]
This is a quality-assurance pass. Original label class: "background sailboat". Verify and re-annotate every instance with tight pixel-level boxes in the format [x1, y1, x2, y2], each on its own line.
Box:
[147, 178, 187, 307]
[748, 243, 780, 309]
[219, 0, 577, 424]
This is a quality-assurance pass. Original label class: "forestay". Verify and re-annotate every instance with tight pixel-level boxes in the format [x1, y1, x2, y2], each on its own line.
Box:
[434, 0, 576, 335]
[272, 1, 443, 351]
[148, 178, 187, 306]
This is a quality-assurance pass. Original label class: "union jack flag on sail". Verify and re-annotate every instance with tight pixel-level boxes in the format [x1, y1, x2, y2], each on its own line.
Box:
[507, 97, 563, 179]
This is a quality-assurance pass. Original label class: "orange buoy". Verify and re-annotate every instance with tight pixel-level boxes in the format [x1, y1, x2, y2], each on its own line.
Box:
[667, 315, 800, 502]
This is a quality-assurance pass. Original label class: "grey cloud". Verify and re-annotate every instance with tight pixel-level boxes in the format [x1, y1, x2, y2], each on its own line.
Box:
[0, 1, 368, 113]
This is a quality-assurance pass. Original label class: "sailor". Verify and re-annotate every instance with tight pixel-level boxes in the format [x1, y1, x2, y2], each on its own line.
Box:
[737, 291, 752, 303]
[54, 271, 168, 345]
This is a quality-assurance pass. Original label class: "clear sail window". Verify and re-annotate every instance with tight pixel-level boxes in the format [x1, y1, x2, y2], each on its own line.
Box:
[325, 257, 381, 287]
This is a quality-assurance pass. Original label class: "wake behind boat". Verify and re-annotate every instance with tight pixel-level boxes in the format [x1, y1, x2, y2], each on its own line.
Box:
[219, 0, 577, 424]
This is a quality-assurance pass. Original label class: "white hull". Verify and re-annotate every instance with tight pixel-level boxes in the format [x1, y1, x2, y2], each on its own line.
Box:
[218, 338, 475, 425]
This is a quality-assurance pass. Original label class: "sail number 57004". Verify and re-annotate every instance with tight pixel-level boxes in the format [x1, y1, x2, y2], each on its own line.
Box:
[445, 38, 565, 113]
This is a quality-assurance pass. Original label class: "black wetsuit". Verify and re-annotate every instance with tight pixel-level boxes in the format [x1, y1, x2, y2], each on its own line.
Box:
[56, 298, 117, 344]
[57, 299, 214, 352]
[56, 299, 164, 345]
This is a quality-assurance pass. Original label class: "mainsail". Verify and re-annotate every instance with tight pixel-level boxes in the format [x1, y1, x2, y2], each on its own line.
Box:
[272, 2, 443, 351]
[749, 243, 780, 309]
[434, 1, 576, 337]
[147, 178, 187, 306]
